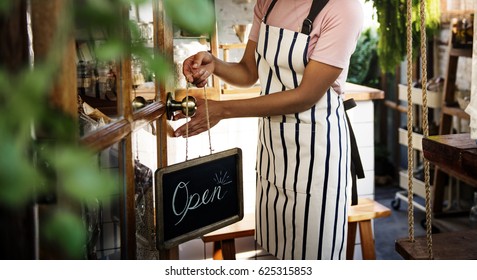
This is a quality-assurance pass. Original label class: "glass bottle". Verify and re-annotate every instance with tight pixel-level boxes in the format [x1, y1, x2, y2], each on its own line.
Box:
[470, 192, 477, 229]
[105, 63, 117, 101]
[131, 58, 145, 89]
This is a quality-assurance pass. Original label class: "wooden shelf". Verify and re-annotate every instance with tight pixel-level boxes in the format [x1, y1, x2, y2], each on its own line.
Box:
[221, 86, 260, 95]
[398, 128, 424, 151]
[449, 47, 472, 58]
[219, 43, 246, 50]
[174, 87, 220, 100]
[344, 82, 385, 101]
[432, 35, 473, 216]
[441, 104, 470, 120]
[398, 84, 442, 109]
[398, 170, 427, 199]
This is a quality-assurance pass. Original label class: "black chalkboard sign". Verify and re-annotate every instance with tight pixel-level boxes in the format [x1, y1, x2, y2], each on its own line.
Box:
[155, 148, 243, 250]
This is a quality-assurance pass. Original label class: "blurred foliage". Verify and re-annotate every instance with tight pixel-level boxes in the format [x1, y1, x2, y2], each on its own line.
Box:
[0, 0, 214, 259]
[163, 0, 215, 36]
[347, 28, 380, 88]
[366, 0, 440, 74]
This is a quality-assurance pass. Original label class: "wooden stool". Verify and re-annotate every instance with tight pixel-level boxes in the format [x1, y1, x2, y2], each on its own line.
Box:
[347, 198, 391, 260]
[201, 213, 255, 260]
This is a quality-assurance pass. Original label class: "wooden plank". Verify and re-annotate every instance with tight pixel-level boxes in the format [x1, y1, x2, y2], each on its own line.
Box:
[344, 82, 385, 101]
[422, 133, 477, 187]
[347, 198, 391, 222]
[396, 230, 477, 260]
[31, 0, 77, 118]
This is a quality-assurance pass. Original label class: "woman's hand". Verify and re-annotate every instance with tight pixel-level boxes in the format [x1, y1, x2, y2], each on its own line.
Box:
[172, 97, 222, 137]
[182, 51, 215, 88]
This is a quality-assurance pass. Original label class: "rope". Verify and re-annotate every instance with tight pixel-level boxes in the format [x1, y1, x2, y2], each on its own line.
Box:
[419, 0, 434, 259]
[184, 84, 214, 160]
[406, 0, 434, 259]
[406, 0, 415, 243]
[185, 83, 190, 161]
[203, 87, 213, 155]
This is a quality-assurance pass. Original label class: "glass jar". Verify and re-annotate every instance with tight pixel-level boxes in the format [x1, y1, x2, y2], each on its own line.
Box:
[132, 58, 145, 89]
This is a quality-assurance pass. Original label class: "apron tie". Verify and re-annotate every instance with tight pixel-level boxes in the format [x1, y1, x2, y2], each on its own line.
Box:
[344, 98, 365, 206]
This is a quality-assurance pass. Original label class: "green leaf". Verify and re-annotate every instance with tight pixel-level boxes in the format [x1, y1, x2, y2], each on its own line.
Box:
[164, 0, 215, 36]
[95, 39, 127, 61]
[47, 146, 117, 201]
[0, 0, 12, 14]
[43, 211, 86, 259]
[0, 138, 41, 207]
[16, 67, 52, 100]
[145, 54, 172, 82]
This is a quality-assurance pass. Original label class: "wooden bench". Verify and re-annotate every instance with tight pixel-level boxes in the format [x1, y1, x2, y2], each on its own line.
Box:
[201, 212, 255, 260]
[202, 198, 391, 260]
[347, 197, 392, 260]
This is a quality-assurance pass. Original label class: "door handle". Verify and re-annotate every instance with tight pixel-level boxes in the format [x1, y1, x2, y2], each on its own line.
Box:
[166, 92, 197, 119]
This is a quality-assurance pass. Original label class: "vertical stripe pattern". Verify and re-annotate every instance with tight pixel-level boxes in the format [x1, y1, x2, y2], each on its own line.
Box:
[255, 21, 352, 260]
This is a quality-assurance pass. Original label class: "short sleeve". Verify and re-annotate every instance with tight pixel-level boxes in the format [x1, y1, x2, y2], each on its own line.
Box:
[309, 0, 364, 70]
[248, 0, 272, 43]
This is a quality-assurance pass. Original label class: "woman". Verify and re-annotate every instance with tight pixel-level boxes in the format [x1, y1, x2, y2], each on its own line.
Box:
[174, 0, 364, 260]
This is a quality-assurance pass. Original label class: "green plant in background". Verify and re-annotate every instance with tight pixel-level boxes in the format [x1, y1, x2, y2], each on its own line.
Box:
[348, 27, 380, 88]
[366, 0, 440, 74]
[0, 0, 214, 259]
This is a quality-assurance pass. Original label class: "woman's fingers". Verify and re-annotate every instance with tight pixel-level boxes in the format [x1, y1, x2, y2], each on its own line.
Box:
[182, 51, 213, 87]
[173, 118, 207, 137]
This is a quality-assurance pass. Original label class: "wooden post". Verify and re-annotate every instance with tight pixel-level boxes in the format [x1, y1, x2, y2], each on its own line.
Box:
[0, 1, 35, 259]
[30, 0, 77, 119]
[154, 0, 179, 260]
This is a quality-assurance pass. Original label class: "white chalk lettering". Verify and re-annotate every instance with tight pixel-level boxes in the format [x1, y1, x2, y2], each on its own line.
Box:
[172, 179, 230, 225]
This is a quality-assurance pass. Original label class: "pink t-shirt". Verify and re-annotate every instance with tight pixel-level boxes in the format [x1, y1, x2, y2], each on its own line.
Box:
[248, 0, 364, 94]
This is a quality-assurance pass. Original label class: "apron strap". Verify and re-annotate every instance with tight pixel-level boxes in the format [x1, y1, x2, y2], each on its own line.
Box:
[344, 98, 365, 206]
[263, 0, 279, 24]
[301, 0, 329, 35]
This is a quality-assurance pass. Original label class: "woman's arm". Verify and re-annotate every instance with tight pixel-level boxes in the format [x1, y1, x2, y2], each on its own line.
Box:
[174, 59, 342, 137]
[183, 40, 259, 88]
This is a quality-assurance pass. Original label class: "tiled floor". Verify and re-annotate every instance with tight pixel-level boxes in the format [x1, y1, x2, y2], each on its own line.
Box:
[373, 183, 427, 260]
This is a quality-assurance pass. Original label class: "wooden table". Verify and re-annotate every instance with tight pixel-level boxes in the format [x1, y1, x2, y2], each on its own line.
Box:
[395, 133, 477, 260]
[422, 133, 477, 187]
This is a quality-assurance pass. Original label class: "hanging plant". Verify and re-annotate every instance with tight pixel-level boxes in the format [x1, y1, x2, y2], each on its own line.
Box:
[366, 0, 440, 73]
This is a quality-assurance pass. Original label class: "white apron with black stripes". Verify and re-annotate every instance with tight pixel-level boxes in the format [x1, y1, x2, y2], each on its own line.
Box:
[254, 19, 352, 260]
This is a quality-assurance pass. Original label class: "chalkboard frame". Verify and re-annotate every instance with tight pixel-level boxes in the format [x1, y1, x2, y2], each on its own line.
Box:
[155, 148, 244, 250]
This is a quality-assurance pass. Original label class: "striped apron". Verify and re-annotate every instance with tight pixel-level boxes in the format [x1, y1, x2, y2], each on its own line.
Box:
[254, 2, 352, 260]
